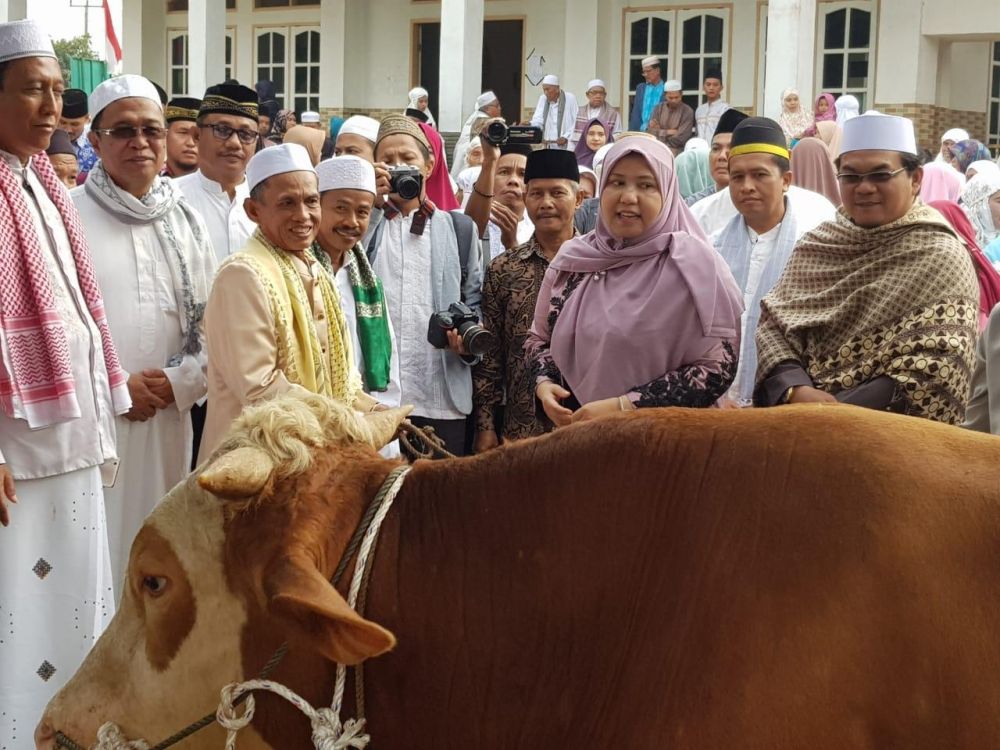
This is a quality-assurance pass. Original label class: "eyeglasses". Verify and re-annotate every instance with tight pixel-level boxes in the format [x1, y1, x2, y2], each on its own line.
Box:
[836, 167, 907, 186]
[200, 123, 258, 145]
[93, 125, 167, 141]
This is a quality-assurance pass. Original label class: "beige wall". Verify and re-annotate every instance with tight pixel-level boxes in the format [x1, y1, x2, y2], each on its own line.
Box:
[922, 0, 1000, 37]
[938, 40, 991, 113]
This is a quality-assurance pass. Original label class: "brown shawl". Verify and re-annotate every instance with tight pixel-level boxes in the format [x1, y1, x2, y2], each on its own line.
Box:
[755, 202, 979, 424]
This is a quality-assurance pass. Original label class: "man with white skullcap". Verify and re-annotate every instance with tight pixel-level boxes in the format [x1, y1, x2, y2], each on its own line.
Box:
[70, 74, 217, 595]
[755, 113, 979, 425]
[645, 79, 695, 155]
[199, 143, 379, 460]
[568, 78, 622, 149]
[0, 19, 132, 745]
[452, 90, 502, 180]
[629, 56, 665, 132]
[530, 74, 579, 150]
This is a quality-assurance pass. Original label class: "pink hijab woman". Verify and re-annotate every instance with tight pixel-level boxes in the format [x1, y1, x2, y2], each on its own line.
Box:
[803, 93, 837, 137]
[526, 138, 743, 424]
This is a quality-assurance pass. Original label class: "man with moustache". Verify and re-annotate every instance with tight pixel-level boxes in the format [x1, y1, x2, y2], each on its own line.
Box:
[162, 96, 200, 178]
[686, 107, 747, 207]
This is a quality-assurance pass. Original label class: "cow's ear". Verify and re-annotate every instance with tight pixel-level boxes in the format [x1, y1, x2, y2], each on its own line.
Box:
[264, 556, 396, 665]
[361, 405, 413, 449]
[198, 446, 275, 499]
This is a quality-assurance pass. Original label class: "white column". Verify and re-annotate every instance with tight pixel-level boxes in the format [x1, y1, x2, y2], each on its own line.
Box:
[0, 0, 27, 22]
[319, 0, 345, 111]
[438, 0, 484, 132]
[762, 0, 817, 120]
[562, 0, 598, 103]
[121, 0, 143, 75]
[188, 0, 226, 97]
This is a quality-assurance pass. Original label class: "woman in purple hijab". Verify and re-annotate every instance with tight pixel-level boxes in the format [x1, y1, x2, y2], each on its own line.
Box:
[526, 137, 743, 425]
[573, 118, 612, 169]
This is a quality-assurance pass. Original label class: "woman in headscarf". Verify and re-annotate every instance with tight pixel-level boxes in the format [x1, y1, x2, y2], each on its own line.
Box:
[920, 161, 966, 203]
[573, 118, 612, 170]
[455, 137, 483, 206]
[936, 128, 970, 163]
[928, 200, 1000, 331]
[406, 86, 437, 129]
[282, 124, 326, 166]
[803, 93, 837, 137]
[813, 120, 842, 159]
[674, 147, 713, 200]
[328, 115, 345, 143]
[526, 138, 742, 424]
[961, 172, 1000, 264]
[271, 108, 296, 143]
[777, 88, 813, 145]
[951, 139, 994, 176]
[684, 137, 709, 153]
[578, 167, 598, 200]
[789, 137, 839, 205]
[968, 160, 1000, 180]
[834, 94, 859, 126]
[417, 121, 459, 211]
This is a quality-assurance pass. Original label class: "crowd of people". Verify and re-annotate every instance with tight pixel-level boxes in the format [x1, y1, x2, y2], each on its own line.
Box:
[3, 16, 1000, 746]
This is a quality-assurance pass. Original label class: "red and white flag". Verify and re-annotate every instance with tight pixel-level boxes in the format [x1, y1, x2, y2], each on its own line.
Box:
[103, 0, 122, 74]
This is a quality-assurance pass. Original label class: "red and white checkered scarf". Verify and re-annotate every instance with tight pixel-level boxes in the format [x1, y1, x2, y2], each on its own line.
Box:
[0, 151, 130, 428]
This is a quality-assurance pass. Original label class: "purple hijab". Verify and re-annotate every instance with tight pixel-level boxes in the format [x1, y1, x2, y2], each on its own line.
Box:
[573, 118, 612, 169]
[541, 138, 742, 404]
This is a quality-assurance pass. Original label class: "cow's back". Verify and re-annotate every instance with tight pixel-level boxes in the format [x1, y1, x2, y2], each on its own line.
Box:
[357, 405, 1000, 749]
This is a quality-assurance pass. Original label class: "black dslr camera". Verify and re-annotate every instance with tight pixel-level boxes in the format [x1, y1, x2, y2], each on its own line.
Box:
[427, 302, 496, 357]
[481, 121, 544, 147]
[387, 164, 423, 200]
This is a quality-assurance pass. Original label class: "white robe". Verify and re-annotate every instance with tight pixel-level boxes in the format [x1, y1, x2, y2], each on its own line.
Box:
[695, 184, 835, 239]
[72, 187, 213, 598]
[0, 151, 118, 749]
[174, 170, 256, 264]
[451, 111, 489, 180]
[530, 91, 580, 149]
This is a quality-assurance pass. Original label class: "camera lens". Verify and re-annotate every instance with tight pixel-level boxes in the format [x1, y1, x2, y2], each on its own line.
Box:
[459, 322, 496, 356]
[396, 175, 421, 201]
[485, 120, 507, 146]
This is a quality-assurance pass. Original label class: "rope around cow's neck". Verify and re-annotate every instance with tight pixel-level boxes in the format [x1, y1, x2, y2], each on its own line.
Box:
[54, 464, 412, 750]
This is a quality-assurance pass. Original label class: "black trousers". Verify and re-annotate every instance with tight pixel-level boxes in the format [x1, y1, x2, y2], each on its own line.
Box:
[190, 401, 207, 470]
[408, 416, 468, 458]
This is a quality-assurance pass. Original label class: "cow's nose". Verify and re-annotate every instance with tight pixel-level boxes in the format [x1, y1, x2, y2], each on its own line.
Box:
[34, 719, 55, 749]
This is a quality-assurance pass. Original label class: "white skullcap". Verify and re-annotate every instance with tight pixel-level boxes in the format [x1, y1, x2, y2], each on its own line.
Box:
[586, 79, 607, 92]
[838, 113, 917, 157]
[578, 166, 596, 181]
[469, 137, 482, 150]
[0, 19, 55, 63]
[541, 74, 559, 86]
[338, 115, 380, 144]
[941, 128, 970, 143]
[592, 142, 615, 176]
[301, 110, 320, 123]
[89, 75, 162, 120]
[685, 137, 710, 153]
[664, 80, 682, 92]
[641, 56, 661, 68]
[316, 155, 376, 195]
[476, 90, 498, 109]
[246, 142, 316, 192]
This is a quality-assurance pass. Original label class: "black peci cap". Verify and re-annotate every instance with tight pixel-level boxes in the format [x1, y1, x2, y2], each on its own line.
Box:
[524, 148, 580, 183]
[729, 116, 790, 160]
[62, 89, 88, 118]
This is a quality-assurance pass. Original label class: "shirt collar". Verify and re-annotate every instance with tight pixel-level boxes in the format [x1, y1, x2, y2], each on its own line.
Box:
[516, 229, 578, 261]
[196, 170, 249, 197]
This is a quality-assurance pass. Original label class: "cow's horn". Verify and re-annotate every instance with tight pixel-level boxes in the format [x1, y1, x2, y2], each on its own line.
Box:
[198, 446, 275, 498]
[363, 405, 414, 449]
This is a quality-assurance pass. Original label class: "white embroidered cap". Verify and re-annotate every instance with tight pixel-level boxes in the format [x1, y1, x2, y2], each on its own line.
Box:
[586, 79, 607, 92]
[665, 79, 682, 92]
[338, 115, 380, 144]
[301, 110, 320, 123]
[476, 90, 498, 109]
[0, 19, 56, 64]
[316, 155, 376, 195]
[246, 142, 316, 192]
[838, 113, 918, 157]
[641, 56, 661, 69]
[89, 75, 162, 121]
[541, 74, 559, 86]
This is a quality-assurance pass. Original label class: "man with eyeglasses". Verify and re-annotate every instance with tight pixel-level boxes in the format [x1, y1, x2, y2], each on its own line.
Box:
[71, 74, 217, 593]
[754, 113, 979, 425]
[175, 83, 259, 264]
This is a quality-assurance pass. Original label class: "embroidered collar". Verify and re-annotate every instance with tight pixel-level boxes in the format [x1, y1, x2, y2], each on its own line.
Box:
[383, 196, 437, 236]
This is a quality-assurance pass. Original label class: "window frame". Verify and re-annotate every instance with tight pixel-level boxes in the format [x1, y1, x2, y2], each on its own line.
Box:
[989, 41, 1000, 153]
[254, 25, 321, 112]
[815, 0, 877, 112]
[165, 29, 236, 98]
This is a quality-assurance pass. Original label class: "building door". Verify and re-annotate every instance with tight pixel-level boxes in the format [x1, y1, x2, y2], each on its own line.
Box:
[414, 20, 524, 126]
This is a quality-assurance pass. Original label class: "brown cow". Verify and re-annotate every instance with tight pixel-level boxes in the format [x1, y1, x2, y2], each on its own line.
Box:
[36, 394, 1000, 749]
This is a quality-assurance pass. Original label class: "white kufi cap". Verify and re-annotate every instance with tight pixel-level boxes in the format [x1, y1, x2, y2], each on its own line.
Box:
[665, 79, 682, 92]
[838, 113, 917, 157]
[541, 74, 559, 86]
[476, 91, 498, 109]
[301, 110, 320, 123]
[316, 155, 376, 195]
[338, 115, 380, 144]
[586, 79, 606, 92]
[641, 56, 661, 68]
[0, 19, 55, 64]
[246, 143, 316, 192]
[89, 75, 162, 120]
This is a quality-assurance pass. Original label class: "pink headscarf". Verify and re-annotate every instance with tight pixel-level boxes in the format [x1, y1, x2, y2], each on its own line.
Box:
[418, 122, 459, 211]
[813, 93, 837, 123]
[545, 138, 743, 404]
[920, 162, 965, 204]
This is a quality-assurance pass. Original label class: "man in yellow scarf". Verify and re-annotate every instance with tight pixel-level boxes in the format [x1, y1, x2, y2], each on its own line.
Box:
[200, 143, 379, 460]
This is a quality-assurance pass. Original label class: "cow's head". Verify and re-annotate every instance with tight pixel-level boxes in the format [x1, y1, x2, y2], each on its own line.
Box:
[36, 395, 410, 749]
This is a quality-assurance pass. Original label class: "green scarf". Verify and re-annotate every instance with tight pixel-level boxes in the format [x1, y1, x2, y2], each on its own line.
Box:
[315, 242, 392, 391]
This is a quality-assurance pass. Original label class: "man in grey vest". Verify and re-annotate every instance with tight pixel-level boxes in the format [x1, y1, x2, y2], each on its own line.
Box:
[530, 75, 579, 150]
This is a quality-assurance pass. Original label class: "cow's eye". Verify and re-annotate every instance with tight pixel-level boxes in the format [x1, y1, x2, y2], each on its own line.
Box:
[142, 576, 168, 597]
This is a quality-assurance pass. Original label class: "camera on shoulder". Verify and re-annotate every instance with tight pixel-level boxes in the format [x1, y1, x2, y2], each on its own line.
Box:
[387, 164, 423, 201]
[427, 302, 496, 357]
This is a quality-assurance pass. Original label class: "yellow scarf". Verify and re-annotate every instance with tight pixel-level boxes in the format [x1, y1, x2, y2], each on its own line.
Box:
[241, 230, 359, 401]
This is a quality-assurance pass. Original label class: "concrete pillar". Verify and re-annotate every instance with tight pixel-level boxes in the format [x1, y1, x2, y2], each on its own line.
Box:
[319, 0, 345, 111]
[0, 0, 28, 22]
[762, 0, 817, 120]
[188, 0, 226, 97]
[563, 0, 599, 102]
[121, 0, 142, 75]
[438, 0, 484, 132]
[874, 0, 938, 106]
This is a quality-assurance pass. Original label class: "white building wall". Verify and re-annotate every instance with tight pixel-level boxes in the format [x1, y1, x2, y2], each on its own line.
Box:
[938, 41, 992, 113]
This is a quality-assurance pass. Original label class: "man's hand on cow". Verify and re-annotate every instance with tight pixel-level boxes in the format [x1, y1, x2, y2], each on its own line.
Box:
[536, 381, 574, 427]
[716, 395, 742, 409]
[490, 202, 521, 250]
[125, 372, 168, 421]
[474, 429, 500, 453]
[0, 464, 17, 528]
[571, 397, 625, 424]
[787, 385, 839, 405]
[374, 162, 392, 208]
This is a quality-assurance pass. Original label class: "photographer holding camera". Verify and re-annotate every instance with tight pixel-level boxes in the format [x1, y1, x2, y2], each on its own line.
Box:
[365, 115, 483, 456]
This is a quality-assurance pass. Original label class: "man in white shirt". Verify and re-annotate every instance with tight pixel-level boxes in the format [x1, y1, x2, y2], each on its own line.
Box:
[0, 21, 132, 745]
[530, 74, 579, 150]
[694, 68, 731, 142]
[174, 83, 259, 263]
[72, 75, 217, 595]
